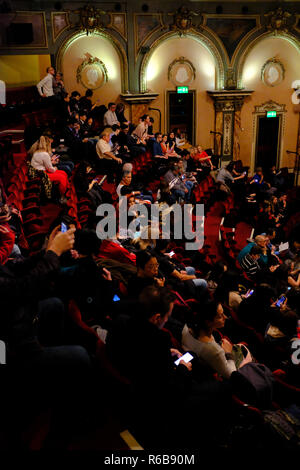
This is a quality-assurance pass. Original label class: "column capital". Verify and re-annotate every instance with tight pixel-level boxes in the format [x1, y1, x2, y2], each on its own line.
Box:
[207, 90, 254, 111]
[120, 92, 159, 105]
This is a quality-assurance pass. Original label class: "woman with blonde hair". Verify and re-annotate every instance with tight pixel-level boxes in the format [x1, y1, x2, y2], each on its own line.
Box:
[30, 135, 69, 202]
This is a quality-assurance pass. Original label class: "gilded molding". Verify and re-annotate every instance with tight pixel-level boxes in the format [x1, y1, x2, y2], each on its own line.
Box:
[168, 6, 200, 36]
[0, 11, 48, 49]
[264, 7, 292, 34]
[134, 13, 165, 61]
[76, 56, 108, 90]
[55, 30, 128, 93]
[293, 14, 300, 33]
[167, 57, 196, 86]
[236, 31, 300, 89]
[139, 29, 225, 93]
[261, 57, 285, 87]
[51, 12, 71, 43]
[107, 13, 127, 41]
[202, 14, 261, 67]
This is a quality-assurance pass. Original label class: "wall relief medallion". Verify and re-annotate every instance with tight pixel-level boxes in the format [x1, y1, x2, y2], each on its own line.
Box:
[168, 57, 196, 86]
[261, 58, 285, 87]
[76, 55, 108, 90]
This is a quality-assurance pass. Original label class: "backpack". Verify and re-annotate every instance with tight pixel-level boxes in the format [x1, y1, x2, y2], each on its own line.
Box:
[230, 362, 275, 409]
[263, 405, 300, 448]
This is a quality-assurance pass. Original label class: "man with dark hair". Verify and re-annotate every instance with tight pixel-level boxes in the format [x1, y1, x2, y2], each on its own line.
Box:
[103, 102, 120, 127]
[131, 114, 150, 144]
[240, 245, 263, 278]
[69, 91, 81, 114]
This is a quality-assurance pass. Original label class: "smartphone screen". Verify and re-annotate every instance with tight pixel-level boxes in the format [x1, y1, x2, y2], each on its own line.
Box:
[61, 222, 68, 233]
[113, 294, 120, 302]
[169, 251, 175, 257]
[174, 352, 193, 366]
[245, 289, 254, 298]
[275, 295, 286, 307]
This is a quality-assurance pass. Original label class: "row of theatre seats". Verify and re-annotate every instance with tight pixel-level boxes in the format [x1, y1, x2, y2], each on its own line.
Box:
[1, 129, 299, 449]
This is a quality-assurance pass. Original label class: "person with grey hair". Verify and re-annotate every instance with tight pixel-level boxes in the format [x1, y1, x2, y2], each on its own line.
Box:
[96, 131, 122, 182]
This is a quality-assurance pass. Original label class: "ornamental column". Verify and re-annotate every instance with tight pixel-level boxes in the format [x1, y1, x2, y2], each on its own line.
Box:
[120, 92, 159, 125]
[207, 90, 253, 162]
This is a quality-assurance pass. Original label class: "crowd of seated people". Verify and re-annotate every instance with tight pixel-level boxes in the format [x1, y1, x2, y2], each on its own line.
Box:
[0, 73, 299, 450]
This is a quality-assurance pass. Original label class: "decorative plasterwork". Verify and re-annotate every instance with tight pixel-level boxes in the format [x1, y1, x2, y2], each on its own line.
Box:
[76, 56, 108, 90]
[51, 12, 71, 43]
[107, 13, 127, 41]
[202, 14, 261, 66]
[293, 14, 300, 33]
[56, 31, 128, 93]
[261, 58, 285, 87]
[236, 31, 300, 89]
[207, 90, 254, 112]
[70, 5, 106, 36]
[168, 57, 196, 86]
[120, 92, 159, 104]
[253, 100, 287, 114]
[264, 7, 292, 34]
[168, 6, 200, 36]
[0, 11, 48, 49]
[140, 29, 225, 93]
[134, 13, 165, 59]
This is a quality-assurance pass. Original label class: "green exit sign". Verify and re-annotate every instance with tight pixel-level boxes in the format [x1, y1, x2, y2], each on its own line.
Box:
[267, 111, 277, 118]
[177, 86, 189, 94]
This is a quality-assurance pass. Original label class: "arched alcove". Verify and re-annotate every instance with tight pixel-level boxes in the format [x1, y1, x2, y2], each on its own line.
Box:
[238, 34, 300, 170]
[140, 31, 225, 93]
[56, 31, 128, 101]
[139, 33, 221, 146]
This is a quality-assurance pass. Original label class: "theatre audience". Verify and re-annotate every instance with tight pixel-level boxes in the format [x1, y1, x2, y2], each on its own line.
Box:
[1, 88, 300, 451]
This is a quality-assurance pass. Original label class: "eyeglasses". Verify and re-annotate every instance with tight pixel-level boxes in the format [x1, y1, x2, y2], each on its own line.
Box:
[147, 263, 159, 269]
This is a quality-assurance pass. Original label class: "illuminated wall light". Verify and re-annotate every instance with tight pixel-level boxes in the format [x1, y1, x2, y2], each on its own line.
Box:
[102, 58, 117, 80]
[243, 65, 257, 82]
[146, 59, 159, 81]
[201, 60, 215, 79]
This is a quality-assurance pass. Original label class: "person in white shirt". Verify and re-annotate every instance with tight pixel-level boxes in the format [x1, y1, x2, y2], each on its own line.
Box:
[103, 103, 120, 127]
[36, 67, 55, 98]
[30, 135, 69, 201]
[95, 131, 122, 183]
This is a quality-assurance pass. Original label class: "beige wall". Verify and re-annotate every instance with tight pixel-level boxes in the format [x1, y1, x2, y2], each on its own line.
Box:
[241, 37, 300, 172]
[145, 36, 216, 147]
[0, 54, 51, 87]
[61, 34, 122, 104]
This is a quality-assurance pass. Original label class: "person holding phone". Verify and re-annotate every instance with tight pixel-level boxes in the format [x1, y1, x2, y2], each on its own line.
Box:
[106, 285, 231, 448]
[181, 300, 251, 379]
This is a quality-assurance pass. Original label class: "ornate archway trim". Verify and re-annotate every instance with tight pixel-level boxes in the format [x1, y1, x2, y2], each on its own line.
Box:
[202, 14, 262, 67]
[56, 29, 128, 93]
[139, 29, 225, 93]
[236, 31, 300, 89]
